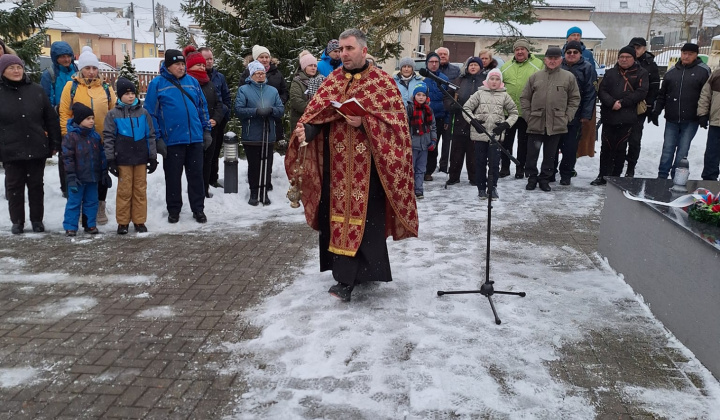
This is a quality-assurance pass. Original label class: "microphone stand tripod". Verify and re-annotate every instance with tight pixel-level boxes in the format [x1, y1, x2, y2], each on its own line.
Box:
[433, 82, 526, 325]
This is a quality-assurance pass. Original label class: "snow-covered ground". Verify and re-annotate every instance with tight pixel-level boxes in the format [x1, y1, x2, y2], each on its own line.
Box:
[0, 119, 718, 417]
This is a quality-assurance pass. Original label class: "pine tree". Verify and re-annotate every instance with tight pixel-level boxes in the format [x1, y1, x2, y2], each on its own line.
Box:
[170, 16, 195, 50]
[118, 53, 139, 91]
[0, 0, 55, 72]
[182, 0, 373, 89]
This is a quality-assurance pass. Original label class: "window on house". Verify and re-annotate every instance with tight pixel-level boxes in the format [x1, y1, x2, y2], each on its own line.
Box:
[86, 39, 92, 47]
[121, 43, 127, 53]
[620, 1, 628, 8]
[149, 48, 154, 56]
[44, 35, 51, 48]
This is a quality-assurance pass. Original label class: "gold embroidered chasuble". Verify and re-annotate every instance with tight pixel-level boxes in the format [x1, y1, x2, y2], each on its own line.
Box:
[285, 65, 419, 257]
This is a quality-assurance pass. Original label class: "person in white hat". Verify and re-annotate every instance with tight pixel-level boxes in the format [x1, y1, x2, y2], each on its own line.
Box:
[58, 46, 117, 225]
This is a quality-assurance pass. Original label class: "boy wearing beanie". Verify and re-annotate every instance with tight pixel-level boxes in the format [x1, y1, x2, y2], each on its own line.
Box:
[103, 77, 158, 234]
[62, 103, 111, 236]
[406, 82, 437, 199]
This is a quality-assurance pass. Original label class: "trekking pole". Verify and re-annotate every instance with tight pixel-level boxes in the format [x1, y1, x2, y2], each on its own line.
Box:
[259, 118, 269, 205]
[444, 114, 455, 189]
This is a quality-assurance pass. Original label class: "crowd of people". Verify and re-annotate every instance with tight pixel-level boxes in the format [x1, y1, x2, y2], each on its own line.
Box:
[395, 28, 717, 200]
[1, 27, 720, 238]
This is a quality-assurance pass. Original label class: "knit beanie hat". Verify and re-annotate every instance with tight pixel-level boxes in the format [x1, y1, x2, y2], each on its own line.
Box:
[399, 57, 414, 69]
[164, 49, 185, 66]
[467, 56, 483, 68]
[619, 45, 636, 58]
[252, 45, 270, 60]
[565, 40, 583, 52]
[567, 26, 582, 38]
[247, 60, 265, 76]
[426, 52, 440, 64]
[116, 77, 136, 96]
[299, 50, 317, 71]
[484, 68, 504, 89]
[72, 102, 94, 126]
[413, 82, 428, 97]
[513, 39, 531, 52]
[185, 51, 206, 69]
[0, 54, 24, 76]
[681, 43, 699, 53]
[326, 39, 340, 54]
[76, 46, 100, 70]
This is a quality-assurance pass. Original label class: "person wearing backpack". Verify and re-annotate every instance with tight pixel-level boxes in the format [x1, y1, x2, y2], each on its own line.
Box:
[40, 41, 78, 198]
[58, 46, 116, 224]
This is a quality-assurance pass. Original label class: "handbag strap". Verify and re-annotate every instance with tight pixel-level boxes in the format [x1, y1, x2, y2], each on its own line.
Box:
[162, 74, 196, 104]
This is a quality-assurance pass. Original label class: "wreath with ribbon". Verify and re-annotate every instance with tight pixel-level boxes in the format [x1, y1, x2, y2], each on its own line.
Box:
[688, 189, 720, 227]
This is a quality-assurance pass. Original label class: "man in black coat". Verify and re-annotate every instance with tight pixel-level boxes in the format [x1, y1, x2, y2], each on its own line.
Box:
[651, 43, 711, 179]
[557, 40, 597, 185]
[200, 47, 232, 189]
[624, 37, 660, 177]
[592, 46, 649, 186]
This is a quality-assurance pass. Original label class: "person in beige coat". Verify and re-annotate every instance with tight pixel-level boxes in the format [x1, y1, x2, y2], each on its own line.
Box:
[463, 69, 518, 199]
[697, 68, 720, 180]
[520, 47, 580, 192]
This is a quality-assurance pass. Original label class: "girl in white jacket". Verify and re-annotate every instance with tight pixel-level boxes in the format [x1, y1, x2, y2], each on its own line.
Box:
[463, 69, 518, 199]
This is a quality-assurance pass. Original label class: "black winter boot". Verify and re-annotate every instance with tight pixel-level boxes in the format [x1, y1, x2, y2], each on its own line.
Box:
[328, 283, 354, 302]
[525, 177, 537, 190]
[248, 190, 259, 206]
[539, 181, 551, 192]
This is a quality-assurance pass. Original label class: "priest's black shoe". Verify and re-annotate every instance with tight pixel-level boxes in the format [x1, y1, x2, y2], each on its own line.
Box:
[328, 283, 353, 302]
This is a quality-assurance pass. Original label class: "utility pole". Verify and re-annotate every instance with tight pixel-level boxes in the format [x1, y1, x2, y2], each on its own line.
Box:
[130, 2, 136, 59]
[161, 5, 167, 55]
[152, 0, 158, 58]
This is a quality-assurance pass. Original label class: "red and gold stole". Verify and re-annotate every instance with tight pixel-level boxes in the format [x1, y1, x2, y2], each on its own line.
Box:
[285, 65, 419, 257]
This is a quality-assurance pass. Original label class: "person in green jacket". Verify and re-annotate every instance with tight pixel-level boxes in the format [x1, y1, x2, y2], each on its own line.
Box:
[499, 39, 544, 179]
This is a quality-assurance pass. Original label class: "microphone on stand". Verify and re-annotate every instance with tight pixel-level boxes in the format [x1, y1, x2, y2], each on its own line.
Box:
[419, 68, 459, 91]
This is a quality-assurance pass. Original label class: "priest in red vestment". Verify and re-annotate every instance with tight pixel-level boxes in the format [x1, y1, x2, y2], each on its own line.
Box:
[286, 28, 419, 302]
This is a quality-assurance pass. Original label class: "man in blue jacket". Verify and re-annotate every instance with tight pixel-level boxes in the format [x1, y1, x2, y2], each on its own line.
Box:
[557, 40, 597, 185]
[199, 46, 231, 188]
[562, 27, 596, 68]
[423, 52, 449, 181]
[317, 39, 342, 77]
[144, 49, 212, 224]
[41, 41, 78, 198]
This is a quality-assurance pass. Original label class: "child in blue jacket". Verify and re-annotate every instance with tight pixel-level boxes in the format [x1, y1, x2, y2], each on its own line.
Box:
[103, 78, 157, 235]
[62, 103, 111, 236]
[406, 82, 437, 199]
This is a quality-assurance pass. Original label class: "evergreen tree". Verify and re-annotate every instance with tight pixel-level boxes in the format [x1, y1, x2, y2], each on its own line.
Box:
[119, 53, 139, 91]
[1, 0, 55, 72]
[170, 16, 195, 50]
[182, 0, 374, 89]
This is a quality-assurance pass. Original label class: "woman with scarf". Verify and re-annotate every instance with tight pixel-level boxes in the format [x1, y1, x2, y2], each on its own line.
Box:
[393, 57, 423, 104]
[234, 61, 284, 206]
[184, 46, 224, 198]
[58, 46, 117, 225]
[0, 55, 61, 234]
[443, 56, 486, 186]
[240, 45, 288, 150]
[289, 50, 326, 130]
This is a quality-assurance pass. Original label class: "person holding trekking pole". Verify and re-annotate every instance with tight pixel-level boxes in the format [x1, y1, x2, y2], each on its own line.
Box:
[234, 60, 284, 206]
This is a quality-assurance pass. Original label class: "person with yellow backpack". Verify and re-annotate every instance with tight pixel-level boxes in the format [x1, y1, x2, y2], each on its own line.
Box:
[58, 46, 116, 225]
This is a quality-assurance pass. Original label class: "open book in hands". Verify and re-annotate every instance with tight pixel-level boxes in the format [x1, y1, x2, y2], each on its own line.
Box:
[329, 97, 368, 117]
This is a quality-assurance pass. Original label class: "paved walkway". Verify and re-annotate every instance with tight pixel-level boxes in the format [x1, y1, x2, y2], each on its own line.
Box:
[0, 201, 716, 419]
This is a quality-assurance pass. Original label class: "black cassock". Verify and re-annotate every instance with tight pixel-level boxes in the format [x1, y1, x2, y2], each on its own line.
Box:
[317, 128, 392, 287]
